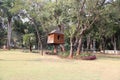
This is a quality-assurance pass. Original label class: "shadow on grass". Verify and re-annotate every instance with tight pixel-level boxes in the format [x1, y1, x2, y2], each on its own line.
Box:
[22, 50, 41, 54]
[0, 59, 4, 61]
[0, 59, 41, 61]
[0, 58, 73, 63]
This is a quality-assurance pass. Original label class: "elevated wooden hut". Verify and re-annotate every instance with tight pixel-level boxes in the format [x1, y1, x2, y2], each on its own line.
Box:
[47, 30, 64, 54]
[47, 30, 64, 44]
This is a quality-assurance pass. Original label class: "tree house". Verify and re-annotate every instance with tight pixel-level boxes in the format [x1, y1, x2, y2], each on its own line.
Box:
[47, 30, 64, 54]
[47, 30, 64, 44]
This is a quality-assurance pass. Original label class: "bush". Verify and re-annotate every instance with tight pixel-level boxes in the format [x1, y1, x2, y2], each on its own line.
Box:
[58, 51, 70, 58]
[80, 53, 96, 60]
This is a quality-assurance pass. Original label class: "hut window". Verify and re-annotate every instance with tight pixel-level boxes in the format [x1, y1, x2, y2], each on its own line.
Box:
[57, 35, 60, 40]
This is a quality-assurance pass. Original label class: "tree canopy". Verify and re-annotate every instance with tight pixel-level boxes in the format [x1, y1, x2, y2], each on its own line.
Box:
[0, 0, 120, 56]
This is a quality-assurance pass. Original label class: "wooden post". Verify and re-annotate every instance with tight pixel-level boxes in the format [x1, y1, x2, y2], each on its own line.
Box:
[53, 45, 57, 54]
[60, 44, 65, 52]
[3, 45, 7, 50]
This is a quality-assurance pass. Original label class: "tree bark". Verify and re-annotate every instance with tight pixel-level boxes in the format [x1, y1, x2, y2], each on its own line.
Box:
[7, 18, 12, 50]
[100, 37, 105, 53]
[34, 25, 43, 55]
[113, 37, 117, 54]
[118, 36, 120, 50]
[86, 35, 90, 52]
[69, 37, 74, 58]
[58, 24, 65, 52]
[53, 45, 58, 54]
[111, 36, 117, 54]
[60, 44, 65, 52]
[76, 36, 82, 55]
[103, 38, 106, 53]
[93, 39, 96, 53]
[29, 38, 32, 52]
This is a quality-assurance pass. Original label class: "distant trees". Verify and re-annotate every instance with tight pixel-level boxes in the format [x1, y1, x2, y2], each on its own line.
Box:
[91, 0, 120, 53]
[0, 0, 119, 56]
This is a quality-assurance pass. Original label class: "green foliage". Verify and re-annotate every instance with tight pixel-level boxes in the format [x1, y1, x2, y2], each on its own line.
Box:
[65, 24, 77, 38]
[0, 29, 6, 46]
[10, 0, 25, 15]
[80, 53, 95, 57]
[58, 51, 70, 57]
[0, 0, 14, 18]
[0, 0, 120, 51]
[23, 33, 35, 47]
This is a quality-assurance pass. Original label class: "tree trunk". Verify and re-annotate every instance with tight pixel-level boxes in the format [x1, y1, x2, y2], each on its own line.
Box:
[69, 37, 74, 58]
[102, 38, 106, 53]
[118, 36, 120, 50]
[100, 41, 103, 53]
[29, 44, 32, 52]
[40, 43, 43, 55]
[29, 17, 43, 55]
[76, 36, 82, 55]
[34, 25, 43, 55]
[112, 36, 117, 54]
[29, 38, 32, 52]
[99, 37, 105, 53]
[86, 35, 90, 52]
[74, 37, 79, 48]
[60, 44, 65, 52]
[93, 39, 96, 53]
[53, 45, 58, 54]
[113, 37, 117, 54]
[58, 24, 65, 52]
[35, 32, 38, 49]
[7, 18, 12, 50]
[90, 40, 93, 51]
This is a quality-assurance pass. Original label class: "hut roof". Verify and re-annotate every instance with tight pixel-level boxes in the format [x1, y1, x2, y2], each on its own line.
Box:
[49, 30, 63, 34]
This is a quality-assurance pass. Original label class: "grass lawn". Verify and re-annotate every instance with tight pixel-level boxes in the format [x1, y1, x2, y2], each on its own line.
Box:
[0, 50, 120, 80]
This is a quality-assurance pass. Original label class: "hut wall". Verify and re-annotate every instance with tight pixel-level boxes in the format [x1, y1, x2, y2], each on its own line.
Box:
[47, 34, 54, 44]
[54, 34, 64, 44]
[47, 34, 64, 44]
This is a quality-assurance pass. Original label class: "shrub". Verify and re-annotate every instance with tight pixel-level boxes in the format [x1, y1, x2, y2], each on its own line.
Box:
[80, 53, 96, 60]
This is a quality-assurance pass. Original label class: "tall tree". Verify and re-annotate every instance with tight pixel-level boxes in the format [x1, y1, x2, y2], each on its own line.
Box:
[0, 0, 15, 49]
[62, 0, 102, 57]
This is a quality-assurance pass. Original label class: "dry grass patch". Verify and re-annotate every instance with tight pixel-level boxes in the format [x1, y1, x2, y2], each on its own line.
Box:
[0, 50, 120, 80]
